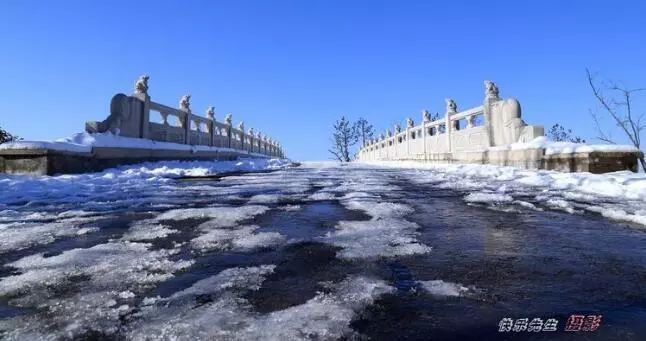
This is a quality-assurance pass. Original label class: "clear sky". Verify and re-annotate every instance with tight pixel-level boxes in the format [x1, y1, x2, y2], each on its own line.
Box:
[1, 0, 645, 160]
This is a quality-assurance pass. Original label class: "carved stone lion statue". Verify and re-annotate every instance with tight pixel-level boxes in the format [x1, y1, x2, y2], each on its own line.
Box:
[206, 106, 215, 120]
[134, 75, 149, 95]
[179, 95, 191, 112]
[484, 80, 500, 100]
[423, 110, 431, 122]
[445, 98, 457, 114]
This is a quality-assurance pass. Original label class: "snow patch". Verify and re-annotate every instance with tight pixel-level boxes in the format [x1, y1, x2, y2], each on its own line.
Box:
[418, 280, 470, 297]
[191, 225, 286, 252]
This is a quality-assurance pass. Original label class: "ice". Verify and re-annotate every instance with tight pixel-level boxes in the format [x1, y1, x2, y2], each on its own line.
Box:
[0, 242, 193, 298]
[0, 217, 100, 253]
[342, 200, 413, 219]
[156, 205, 269, 224]
[418, 280, 469, 297]
[322, 218, 431, 259]
[126, 269, 393, 341]
[464, 192, 514, 204]
[170, 265, 276, 300]
[0, 241, 194, 339]
[277, 204, 301, 211]
[362, 161, 646, 226]
[308, 191, 337, 201]
[248, 194, 281, 204]
[191, 224, 286, 252]
[121, 220, 178, 241]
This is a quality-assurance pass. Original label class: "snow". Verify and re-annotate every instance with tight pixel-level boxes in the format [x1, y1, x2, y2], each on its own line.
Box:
[0, 217, 100, 253]
[0, 241, 194, 339]
[418, 280, 469, 297]
[0, 131, 275, 157]
[361, 160, 646, 227]
[191, 224, 286, 252]
[125, 268, 393, 341]
[464, 192, 514, 204]
[121, 220, 178, 241]
[323, 218, 432, 259]
[489, 136, 640, 155]
[156, 205, 269, 223]
[3, 159, 646, 338]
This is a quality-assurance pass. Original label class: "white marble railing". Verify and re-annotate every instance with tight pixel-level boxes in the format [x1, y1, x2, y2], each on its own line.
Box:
[358, 81, 543, 161]
[87, 76, 284, 158]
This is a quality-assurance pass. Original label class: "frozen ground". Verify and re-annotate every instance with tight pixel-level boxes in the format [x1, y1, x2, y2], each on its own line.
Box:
[0, 160, 645, 340]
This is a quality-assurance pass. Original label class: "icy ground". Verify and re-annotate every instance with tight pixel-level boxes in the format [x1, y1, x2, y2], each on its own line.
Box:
[1, 160, 646, 340]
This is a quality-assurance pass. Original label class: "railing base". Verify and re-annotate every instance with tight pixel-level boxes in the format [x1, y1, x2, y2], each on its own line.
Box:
[0, 147, 273, 176]
[359, 148, 642, 174]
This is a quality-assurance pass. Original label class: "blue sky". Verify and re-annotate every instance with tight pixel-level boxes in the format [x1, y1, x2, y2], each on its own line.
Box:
[1, 0, 645, 160]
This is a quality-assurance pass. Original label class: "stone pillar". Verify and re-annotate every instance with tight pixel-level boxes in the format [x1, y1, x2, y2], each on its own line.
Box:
[422, 110, 429, 160]
[206, 107, 215, 147]
[483, 80, 500, 147]
[238, 122, 245, 151]
[248, 128, 255, 153]
[133, 75, 151, 139]
[406, 118, 414, 158]
[179, 95, 192, 144]
[445, 98, 457, 153]
[224, 114, 233, 149]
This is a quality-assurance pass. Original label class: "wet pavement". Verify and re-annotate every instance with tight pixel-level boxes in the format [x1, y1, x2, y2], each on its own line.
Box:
[0, 163, 645, 340]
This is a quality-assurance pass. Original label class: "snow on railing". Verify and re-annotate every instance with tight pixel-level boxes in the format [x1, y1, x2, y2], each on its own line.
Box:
[358, 81, 543, 161]
[86, 75, 284, 158]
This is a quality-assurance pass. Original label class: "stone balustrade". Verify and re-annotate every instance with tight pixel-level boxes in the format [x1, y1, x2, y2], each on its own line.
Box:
[359, 81, 538, 161]
[86, 75, 284, 158]
[357, 81, 641, 173]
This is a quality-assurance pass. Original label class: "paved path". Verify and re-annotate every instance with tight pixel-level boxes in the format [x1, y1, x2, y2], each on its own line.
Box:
[1, 163, 645, 340]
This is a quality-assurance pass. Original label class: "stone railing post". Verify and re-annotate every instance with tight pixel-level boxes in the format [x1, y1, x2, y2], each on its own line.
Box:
[133, 75, 151, 139]
[248, 128, 255, 153]
[237, 122, 245, 151]
[224, 114, 233, 149]
[483, 80, 500, 147]
[206, 106, 215, 146]
[422, 110, 430, 160]
[179, 95, 192, 144]
[406, 118, 414, 158]
[445, 98, 457, 153]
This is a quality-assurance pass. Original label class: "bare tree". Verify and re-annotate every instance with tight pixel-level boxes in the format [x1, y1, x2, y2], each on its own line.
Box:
[546, 123, 585, 143]
[586, 68, 646, 171]
[0, 125, 20, 144]
[354, 117, 375, 147]
[329, 116, 358, 162]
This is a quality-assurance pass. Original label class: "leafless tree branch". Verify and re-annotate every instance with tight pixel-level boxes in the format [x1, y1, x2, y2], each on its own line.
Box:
[586, 68, 645, 171]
